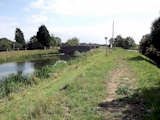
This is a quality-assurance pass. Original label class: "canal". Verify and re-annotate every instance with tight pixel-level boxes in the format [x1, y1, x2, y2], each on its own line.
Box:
[0, 55, 73, 80]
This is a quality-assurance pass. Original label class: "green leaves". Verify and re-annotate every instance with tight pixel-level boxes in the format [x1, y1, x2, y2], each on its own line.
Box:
[37, 25, 50, 47]
[65, 37, 80, 46]
[15, 28, 25, 45]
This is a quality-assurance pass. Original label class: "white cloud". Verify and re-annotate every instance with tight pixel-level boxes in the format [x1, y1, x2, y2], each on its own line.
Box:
[29, 0, 160, 16]
[27, 15, 48, 23]
[0, 16, 19, 40]
[47, 18, 153, 44]
[21, 0, 160, 44]
[0, 16, 14, 21]
[24, 7, 31, 12]
[30, 0, 45, 9]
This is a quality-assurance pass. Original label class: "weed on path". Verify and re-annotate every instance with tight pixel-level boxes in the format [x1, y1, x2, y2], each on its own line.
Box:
[100, 54, 149, 120]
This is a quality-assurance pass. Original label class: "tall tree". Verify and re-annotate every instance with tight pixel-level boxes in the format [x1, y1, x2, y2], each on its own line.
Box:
[151, 16, 160, 51]
[139, 34, 151, 54]
[36, 25, 50, 47]
[15, 28, 25, 45]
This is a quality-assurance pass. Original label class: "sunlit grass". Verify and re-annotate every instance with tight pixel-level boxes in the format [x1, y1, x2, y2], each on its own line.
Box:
[0, 48, 160, 119]
[0, 49, 59, 63]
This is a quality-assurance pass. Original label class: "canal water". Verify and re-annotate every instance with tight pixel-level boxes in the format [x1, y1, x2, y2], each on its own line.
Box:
[0, 55, 73, 80]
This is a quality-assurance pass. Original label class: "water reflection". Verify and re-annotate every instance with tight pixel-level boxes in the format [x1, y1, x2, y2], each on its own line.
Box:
[0, 55, 73, 80]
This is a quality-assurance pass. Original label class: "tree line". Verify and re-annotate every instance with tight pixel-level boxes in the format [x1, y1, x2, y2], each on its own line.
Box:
[139, 15, 160, 63]
[0, 24, 137, 51]
[113, 35, 136, 49]
[0, 24, 83, 51]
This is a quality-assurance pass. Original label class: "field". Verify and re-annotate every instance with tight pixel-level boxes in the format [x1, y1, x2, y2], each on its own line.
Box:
[0, 48, 160, 119]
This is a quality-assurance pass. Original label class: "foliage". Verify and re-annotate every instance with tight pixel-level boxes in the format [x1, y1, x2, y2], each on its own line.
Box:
[151, 16, 160, 51]
[114, 35, 124, 48]
[114, 35, 135, 49]
[37, 25, 51, 47]
[0, 38, 13, 50]
[65, 37, 80, 46]
[15, 28, 25, 46]
[0, 73, 32, 97]
[139, 16, 160, 63]
[50, 34, 56, 46]
[34, 65, 52, 79]
[0, 38, 23, 50]
[27, 35, 43, 50]
[55, 36, 61, 46]
[139, 34, 151, 54]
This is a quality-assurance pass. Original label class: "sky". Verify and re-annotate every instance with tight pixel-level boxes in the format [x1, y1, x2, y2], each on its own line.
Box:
[0, 0, 160, 44]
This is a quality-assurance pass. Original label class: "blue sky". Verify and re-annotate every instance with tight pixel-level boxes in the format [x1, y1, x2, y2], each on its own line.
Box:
[0, 0, 160, 44]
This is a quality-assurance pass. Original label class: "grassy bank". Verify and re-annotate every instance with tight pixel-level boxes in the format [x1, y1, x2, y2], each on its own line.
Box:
[0, 49, 59, 63]
[0, 48, 160, 119]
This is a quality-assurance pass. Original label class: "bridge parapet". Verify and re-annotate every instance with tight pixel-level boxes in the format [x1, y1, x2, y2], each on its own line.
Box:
[59, 46, 91, 54]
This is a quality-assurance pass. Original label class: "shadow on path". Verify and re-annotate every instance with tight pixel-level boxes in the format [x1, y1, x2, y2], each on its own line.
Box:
[99, 82, 160, 120]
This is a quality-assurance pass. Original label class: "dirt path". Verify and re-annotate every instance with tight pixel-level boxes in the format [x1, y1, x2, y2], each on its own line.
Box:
[99, 59, 142, 120]
[99, 57, 148, 120]
[106, 67, 136, 119]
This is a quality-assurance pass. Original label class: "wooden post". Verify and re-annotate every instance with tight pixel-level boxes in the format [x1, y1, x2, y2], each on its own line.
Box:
[105, 37, 107, 55]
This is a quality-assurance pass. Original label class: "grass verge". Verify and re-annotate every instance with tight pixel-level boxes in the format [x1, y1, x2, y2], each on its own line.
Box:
[0, 48, 160, 119]
[0, 49, 59, 63]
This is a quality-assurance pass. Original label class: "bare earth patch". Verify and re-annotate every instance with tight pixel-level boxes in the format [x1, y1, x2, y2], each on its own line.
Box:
[106, 68, 135, 119]
[99, 58, 148, 119]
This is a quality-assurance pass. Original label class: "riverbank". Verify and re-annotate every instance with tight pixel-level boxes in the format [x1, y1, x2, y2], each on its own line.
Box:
[0, 49, 59, 64]
[0, 48, 160, 119]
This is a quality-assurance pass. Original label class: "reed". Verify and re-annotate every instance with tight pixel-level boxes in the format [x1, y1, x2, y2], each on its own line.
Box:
[0, 73, 32, 97]
[0, 64, 57, 98]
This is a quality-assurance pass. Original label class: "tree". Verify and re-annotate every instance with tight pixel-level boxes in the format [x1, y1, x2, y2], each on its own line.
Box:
[139, 34, 152, 54]
[37, 25, 50, 47]
[50, 35, 56, 46]
[15, 28, 25, 46]
[114, 35, 135, 49]
[55, 37, 61, 46]
[0, 38, 22, 50]
[124, 37, 135, 49]
[0, 38, 13, 50]
[115, 35, 124, 48]
[65, 37, 79, 46]
[151, 16, 160, 51]
[139, 15, 160, 63]
[27, 35, 43, 50]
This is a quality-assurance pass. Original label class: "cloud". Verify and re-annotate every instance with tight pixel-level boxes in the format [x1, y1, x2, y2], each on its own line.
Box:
[27, 15, 48, 23]
[30, 0, 45, 9]
[29, 0, 160, 16]
[24, 7, 31, 12]
[47, 18, 152, 44]
[0, 16, 14, 21]
[0, 15, 19, 40]
[22, 0, 160, 44]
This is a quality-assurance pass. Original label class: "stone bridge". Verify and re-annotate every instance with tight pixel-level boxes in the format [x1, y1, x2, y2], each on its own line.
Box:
[59, 46, 91, 54]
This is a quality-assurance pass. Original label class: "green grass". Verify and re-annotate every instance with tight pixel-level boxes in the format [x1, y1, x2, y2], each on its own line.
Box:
[0, 48, 160, 119]
[0, 49, 59, 63]
[0, 65, 54, 98]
